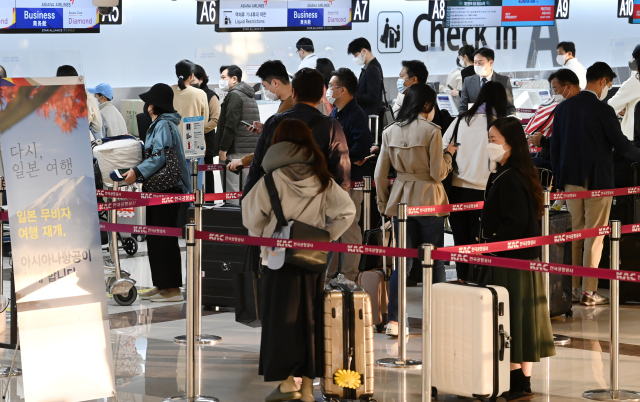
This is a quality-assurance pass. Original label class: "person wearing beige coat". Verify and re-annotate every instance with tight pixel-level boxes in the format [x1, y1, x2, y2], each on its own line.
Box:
[374, 83, 457, 336]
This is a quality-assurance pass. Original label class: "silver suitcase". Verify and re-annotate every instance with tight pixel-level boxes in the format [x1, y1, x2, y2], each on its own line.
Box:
[322, 283, 375, 401]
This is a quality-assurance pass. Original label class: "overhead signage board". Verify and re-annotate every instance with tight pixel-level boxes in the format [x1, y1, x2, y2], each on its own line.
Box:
[99, 0, 122, 25]
[0, 0, 100, 33]
[446, 0, 555, 28]
[629, 0, 640, 23]
[215, 0, 352, 32]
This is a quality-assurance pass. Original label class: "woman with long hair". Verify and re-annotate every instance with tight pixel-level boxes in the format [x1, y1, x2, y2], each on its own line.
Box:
[443, 81, 508, 282]
[192, 64, 221, 193]
[479, 117, 555, 400]
[375, 83, 458, 336]
[243, 119, 355, 402]
[316, 57, 336, 115]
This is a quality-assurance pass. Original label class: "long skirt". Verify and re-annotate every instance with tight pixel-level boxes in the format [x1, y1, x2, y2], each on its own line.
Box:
[259, 263, 325, 382]
[480, 262, 556, 363]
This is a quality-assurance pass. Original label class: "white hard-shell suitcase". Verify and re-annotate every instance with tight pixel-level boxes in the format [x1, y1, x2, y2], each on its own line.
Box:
[432, 283, 511, 399]
[93, 136, 144, 186]
[322, 283, 375, 401]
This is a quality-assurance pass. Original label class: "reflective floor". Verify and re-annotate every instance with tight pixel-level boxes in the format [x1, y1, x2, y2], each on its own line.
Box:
[0, 237, 638, 402]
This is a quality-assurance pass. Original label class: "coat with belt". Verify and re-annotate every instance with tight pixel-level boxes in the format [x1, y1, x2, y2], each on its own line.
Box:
[217, 81, 261, 155]
[459, 72, 516, 115]
[551, 90, 640, 191]
[608, 74, 640, 141]
[374, 115, 452, 217]
[242, 141, 355, 264]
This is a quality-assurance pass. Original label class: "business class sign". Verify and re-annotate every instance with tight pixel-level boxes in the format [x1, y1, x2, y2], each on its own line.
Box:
[0, 0, 99, 33]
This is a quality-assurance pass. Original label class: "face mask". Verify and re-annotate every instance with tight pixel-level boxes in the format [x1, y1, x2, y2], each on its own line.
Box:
[219, 79, 230, 92]
[143, 102, 150, 118]
[553, 85, 569, 103]
[353, 52, 366, 67]
[265, 82, 279, 101]
[191, 82, 200, 89]
[556, 54, 567, 66]
[457, 56, 464, 67]
[630, 58, 638, 72]
[486, 143, 509, 163]
[326, 88, 342, 105]
[599, 84, 610, 101]
[397, 78, 406, 94]
[474, 65, 487, 77]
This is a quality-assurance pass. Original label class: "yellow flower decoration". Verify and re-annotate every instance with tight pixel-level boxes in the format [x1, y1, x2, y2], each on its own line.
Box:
[333, 369, 362, 389]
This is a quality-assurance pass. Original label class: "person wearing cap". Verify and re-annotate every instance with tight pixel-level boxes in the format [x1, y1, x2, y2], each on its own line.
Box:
[88, 83, 128, 137]
[121, 83, 190, 303]
[608, 44, 640, 142]
[296, 37, 317, 71]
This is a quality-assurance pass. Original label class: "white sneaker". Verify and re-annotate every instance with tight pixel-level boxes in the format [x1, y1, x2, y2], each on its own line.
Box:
[149, 289, 184, 302]
[385, 322, 409, 337]
[334, 274, 356, 286]
[572, 288, 581, 303]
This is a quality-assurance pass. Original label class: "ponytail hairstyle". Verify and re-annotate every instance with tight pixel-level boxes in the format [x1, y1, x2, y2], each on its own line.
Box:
[489, 117, 544, 218]
[271, 119, 333, 194]
[175, 59, 196, 90]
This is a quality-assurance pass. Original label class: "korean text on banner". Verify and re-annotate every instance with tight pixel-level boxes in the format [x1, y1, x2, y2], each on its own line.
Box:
[183, 115, 205, 158]
[0, 76, 115, 402]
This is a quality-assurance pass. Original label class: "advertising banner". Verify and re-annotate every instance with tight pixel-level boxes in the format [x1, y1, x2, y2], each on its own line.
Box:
[0, 76, 115, 402]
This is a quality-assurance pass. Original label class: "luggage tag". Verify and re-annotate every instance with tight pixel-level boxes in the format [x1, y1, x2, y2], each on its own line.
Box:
[267, 223, 291, 270]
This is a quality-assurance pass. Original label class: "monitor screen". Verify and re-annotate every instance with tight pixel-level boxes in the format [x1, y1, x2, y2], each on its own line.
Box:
[446, 0, 555, 28]
[216, 0, 352, 32]
[0, 0, 99, 33]
[631, 0, 640, 23]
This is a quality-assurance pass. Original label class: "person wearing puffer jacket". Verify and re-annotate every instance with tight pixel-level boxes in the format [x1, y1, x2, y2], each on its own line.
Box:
[122, 84, 190, 303]
[217, 65, 261, 199]
[243, 118, 355, 402]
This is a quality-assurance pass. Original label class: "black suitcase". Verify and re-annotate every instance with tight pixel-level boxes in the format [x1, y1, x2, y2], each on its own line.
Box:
[547, 210, 573, 318]
[599, 233, 640, 304]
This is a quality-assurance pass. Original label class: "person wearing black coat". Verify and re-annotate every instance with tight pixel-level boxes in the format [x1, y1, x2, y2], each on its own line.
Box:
[551, 62, 640, 306]
[348, 38, 384, 118]
[479, 117, 555, 401]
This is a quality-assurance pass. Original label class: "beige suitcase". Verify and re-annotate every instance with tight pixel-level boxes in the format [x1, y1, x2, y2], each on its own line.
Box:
[322, 283, 375, 401]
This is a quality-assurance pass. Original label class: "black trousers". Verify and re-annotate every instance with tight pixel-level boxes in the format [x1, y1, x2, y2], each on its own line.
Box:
[145, 189, 183, 290]
[204, 154, 215, 194]
[259, 263, 325, 381]
[448, 186, 484, 281]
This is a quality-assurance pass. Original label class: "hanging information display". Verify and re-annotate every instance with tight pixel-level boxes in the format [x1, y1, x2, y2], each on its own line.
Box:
[183, 116, 206, 159]
[215, 0, 352, 32]
[0, 76, 115, 402]
[446, 0, 555, 28]
[0, 0, 100, 33]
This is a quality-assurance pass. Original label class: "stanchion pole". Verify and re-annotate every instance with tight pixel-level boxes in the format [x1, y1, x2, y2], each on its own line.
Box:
[583, 220, 640, 402]
[369, 115, 380, 144]
[190, 158, 199, 193]
[175, 190, 221, 346]
[109, 192, 121, 278]
[363, 177, 372, 233]
[543, 190, 571, 346]
[421, 244, 434, 402]
[376, 203, 421, 369]
[165, 224, 218, 402]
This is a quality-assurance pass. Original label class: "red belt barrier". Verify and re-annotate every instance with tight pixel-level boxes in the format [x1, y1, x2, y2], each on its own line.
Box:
[203, 192, 242, 202]
[622, 223, 640, 234]
[96, 189, 180, 199]
[552, 186, 640, 201]
[198, 164, 226, 172]
[98, 194, 195, 211]
[195, 230, 418, 259]
[441, 225, 611, 254]
[408, 201, 484, 215]
[351, 178, 395, 189]
[0, 211, 7, 222]
[100, 222, 183, 238]
[432, 249, 640, 283]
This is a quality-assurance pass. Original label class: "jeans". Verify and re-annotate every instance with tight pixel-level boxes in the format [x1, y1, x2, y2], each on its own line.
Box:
[388, 215, 446, 323]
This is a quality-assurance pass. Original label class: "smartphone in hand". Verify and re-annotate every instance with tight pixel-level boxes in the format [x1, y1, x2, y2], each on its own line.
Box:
[241, 121, 257, 130]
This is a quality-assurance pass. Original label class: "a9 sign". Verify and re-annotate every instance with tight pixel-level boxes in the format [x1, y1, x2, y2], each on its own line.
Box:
[555, 0, 570, 20]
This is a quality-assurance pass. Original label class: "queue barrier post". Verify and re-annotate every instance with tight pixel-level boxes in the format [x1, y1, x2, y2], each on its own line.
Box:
[421, 244, 434, 402]
[543, 189, 571, 346]
[175, 190, 222, 346]
[190, 159, 199, 193]
[363, 176, 372, 233]
[376, 203, 422, 369]
[369, 115, 380, 144]
[583, 220, 640, 402]
[165, 224, 219, 402]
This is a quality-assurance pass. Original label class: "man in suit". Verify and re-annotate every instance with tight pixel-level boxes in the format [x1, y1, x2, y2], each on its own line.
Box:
[459, 47, 516, 115]
[348, 37, 384, 118]
[551, 62, 640, 306]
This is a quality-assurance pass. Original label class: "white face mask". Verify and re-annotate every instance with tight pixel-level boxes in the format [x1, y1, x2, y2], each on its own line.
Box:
[556, 54, 567, 66]
[326, 87, 342, 105]
[265, 82, 278, 101]
[219, 79, 230, 92]
[553, 85, 569, 104]
[486, 142, 509, 163]
[396, 78, 406, 94]
[474, 64, 488, 77]
[353, 52, 366, 67]
[599, 83, 611, 101]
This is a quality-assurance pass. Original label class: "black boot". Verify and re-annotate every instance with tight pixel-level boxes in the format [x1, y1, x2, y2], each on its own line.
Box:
[507, 369, 534, 401]
[523, 374, 532, 394]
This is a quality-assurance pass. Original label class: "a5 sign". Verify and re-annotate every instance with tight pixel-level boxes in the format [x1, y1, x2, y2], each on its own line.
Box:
[100, 0, 122, 25]
[197, 1, 218, 25]
[555, 0, 569, 20]
[618, 0, 634, 18]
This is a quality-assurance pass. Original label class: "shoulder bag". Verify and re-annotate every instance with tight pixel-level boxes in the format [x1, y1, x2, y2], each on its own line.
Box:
[442, 116, 463, 196]
[371, 66, 395, 128]
[264, 172, 330, 273]
[143, 122, 183, 192]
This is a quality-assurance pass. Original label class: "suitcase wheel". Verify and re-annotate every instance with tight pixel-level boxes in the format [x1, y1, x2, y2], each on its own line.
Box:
[113, 286, 138, 306]
[123, 237, 138, 256]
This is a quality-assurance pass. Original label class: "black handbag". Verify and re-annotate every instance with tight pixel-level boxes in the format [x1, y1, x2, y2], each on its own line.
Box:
[264, 172, 330, 273]
[143, 124, 182, 192]
[442, 116, 463, 195]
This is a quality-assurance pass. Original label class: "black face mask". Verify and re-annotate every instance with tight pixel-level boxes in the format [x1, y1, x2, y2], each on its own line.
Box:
[143, 102, 150, 118]
[191, 83, 200, 89]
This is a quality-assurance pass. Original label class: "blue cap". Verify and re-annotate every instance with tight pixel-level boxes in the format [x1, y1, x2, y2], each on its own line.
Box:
[87, 83, 114, 100]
